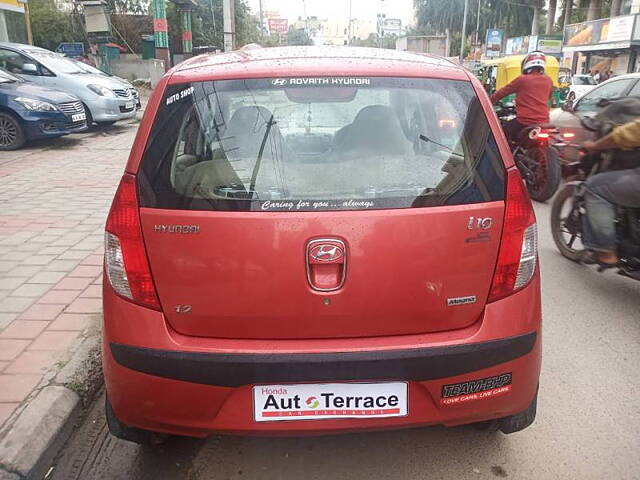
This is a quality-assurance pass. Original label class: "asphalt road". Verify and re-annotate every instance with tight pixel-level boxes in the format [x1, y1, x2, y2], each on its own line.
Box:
[48, 201, 640, 480]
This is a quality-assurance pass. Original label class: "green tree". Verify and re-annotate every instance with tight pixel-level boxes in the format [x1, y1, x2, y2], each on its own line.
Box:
[30, 0, 84, 51]
[414, 0, 536, 55]
[286, 26, 313, 46]
[167, 0, 262, 52]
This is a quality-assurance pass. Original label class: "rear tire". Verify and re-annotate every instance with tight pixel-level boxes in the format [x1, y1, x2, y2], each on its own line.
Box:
[0, 112, 26, 151]
[524, 146, 561, 203]
[551, 183, 586, 262]
[105, 396, 168, 445]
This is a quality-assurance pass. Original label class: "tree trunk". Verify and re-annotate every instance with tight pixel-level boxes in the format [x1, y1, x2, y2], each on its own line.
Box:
[562, 0, 573, 28]
[546, 0, 557, 33]
[531, 1, 540, 35]
[610, 0, 621, 17]
[586, 0, 599, 21]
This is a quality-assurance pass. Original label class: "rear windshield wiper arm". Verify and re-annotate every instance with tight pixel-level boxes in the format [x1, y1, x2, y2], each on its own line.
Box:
[248, 114, 276, 198]
[418, 134, 464, 158]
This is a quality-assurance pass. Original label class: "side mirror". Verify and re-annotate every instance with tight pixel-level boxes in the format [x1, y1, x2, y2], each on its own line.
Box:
[21, 63, 38, 75]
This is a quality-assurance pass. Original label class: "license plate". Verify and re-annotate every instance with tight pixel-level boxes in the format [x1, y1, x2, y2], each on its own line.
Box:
[253, 382, 408, 422]
[71, 113, 86, 122]
[125, 102, 134, 110]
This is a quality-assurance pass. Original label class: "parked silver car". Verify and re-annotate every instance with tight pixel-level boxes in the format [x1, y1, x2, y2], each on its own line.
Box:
[70, 59, 141, 109]
[0, 42, 136, 126]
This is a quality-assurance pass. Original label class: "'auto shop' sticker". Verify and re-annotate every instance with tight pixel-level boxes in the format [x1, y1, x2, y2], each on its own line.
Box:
[440, 373, 512, 406]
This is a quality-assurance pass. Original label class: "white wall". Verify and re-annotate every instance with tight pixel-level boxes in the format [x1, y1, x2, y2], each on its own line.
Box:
[110, 58, 165, 87]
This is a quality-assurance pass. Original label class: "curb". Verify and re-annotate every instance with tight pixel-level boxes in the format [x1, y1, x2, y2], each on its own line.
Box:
[0, 332, 103, 480]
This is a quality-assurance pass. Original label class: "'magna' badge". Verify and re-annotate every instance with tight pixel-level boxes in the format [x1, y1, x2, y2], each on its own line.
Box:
[447, 296, 477, 306]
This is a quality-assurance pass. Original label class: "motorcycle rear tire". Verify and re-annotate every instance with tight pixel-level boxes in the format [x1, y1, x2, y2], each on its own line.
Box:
[551, 183, 585, 262]
[526, 146, 561, 203]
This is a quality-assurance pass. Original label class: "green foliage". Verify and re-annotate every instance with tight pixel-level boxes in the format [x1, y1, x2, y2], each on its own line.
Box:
[167, 0, 261, 52]
[287, 27, 314, 46]
[29, 0, 84, 51]
[414, 0, 535, 52]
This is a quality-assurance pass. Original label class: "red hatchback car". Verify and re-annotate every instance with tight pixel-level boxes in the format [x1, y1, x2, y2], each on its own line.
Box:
[103, 46, 541, 443]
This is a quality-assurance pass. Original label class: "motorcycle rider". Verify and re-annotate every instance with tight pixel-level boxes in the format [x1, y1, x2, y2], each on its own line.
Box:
[490, 51, 554, 143]
[582, 118, 640, 265]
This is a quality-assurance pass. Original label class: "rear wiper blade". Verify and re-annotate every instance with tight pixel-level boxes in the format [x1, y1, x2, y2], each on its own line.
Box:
[418, 134, 463, 158]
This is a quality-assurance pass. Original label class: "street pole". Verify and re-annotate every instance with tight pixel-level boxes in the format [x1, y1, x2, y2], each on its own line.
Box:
[223, 0, 235, 51]
[22, 1, 33, 45]
[475, 0, 480, 45]
[181, 7, 193, 57]
[151, 0, 170, 71]
[348, 0, 352, 45]
[259, 0, 264, 32]
[460, 0, 468, 64]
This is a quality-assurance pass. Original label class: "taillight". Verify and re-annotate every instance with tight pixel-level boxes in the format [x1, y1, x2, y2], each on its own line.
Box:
[488, 169, 538, 302]
[561, 131, 576, 139]
[104, 174, 160, 310]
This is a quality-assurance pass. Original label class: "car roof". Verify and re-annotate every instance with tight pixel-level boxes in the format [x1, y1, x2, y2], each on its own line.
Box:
[169, 46, 469, 84]
[0, 42, 53, 55]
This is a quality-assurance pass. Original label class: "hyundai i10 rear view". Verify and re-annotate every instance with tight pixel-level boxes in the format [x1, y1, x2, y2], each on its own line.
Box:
[103, 46, 541, 443]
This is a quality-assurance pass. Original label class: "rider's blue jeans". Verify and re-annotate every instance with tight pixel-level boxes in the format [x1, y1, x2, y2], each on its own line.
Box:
[583, 190, 617, 252]
[583, 167, 640, 252]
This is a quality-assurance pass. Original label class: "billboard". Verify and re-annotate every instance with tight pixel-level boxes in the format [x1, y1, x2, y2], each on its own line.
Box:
[268, 18, 289, 35]
[505, 36, 530, 55]
[564, 15, 635, 47]
[485, 29, 503, 57]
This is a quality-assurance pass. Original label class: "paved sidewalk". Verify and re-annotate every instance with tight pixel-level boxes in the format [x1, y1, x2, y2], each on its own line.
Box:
[0, 123, 138, 437]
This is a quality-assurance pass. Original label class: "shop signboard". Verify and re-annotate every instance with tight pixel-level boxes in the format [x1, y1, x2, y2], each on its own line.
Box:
[268, 18, 288, 35]
[485, 29, 503, 57]
[536, 35, 562, 54]
[564, 15, 635, 47]
[606, 15, 634, 42]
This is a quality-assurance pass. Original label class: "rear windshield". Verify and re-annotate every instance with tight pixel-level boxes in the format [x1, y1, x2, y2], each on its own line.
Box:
[138, 77, 504, 212]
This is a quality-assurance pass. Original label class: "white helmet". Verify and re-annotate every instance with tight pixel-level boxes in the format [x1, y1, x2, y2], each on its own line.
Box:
[522, 51, 546, 74]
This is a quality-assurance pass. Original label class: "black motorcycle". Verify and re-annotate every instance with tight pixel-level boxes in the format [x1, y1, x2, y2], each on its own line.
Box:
[550, 151, 640, 281]
[495, 103, 561, 202]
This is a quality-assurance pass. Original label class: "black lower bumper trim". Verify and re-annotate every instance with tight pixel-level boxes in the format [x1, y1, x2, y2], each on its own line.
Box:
[110, 332, 536, 387]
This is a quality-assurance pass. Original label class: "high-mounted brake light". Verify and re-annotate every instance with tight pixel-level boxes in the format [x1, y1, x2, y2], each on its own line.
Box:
[104, 174, 160, 310]
[488, 169, 538, 302]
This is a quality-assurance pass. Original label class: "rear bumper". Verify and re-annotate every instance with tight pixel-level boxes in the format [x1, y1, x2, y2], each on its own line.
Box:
[110, 332, 535, 387]
[103, 272, 542, 437]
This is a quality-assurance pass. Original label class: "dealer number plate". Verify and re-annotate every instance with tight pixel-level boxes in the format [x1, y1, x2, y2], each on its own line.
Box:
[253, 382, 408, 422]
[71, 113, 86, 122]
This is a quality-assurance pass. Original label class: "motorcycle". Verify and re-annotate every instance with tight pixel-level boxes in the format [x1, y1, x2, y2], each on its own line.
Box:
[495, 103, 562, 202]
[550, 149, 640, 281]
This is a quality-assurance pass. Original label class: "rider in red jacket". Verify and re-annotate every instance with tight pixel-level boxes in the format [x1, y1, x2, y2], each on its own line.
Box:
[491, 51, 554, 142]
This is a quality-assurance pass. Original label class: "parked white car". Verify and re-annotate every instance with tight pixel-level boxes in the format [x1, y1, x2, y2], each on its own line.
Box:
[0, 42, 137, 126]
[566, 74, 597, 102]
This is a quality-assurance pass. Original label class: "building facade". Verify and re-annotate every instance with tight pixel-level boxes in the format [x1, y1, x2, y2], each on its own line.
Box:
[0, 0, 26, 43]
